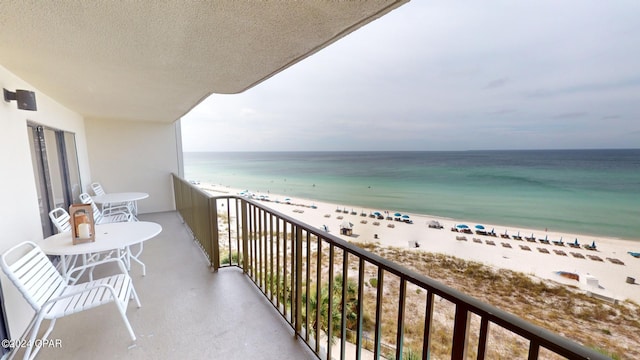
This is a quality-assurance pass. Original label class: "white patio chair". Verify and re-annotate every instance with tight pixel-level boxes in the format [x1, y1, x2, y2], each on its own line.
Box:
[90, 182, 106, 196]
[48, 208, 71, 233]
[80, 193, 141, 271]
[47, 207, 88, 280]
[1, 241, 141, 360]
[91, 182, 136, 215]
[79, 193, 135, 224]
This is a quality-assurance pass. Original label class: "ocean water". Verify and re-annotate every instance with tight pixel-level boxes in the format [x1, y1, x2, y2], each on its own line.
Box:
[184, 150, 640, 241]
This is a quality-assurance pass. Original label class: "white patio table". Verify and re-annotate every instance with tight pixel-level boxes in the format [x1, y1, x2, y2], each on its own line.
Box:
[39, 221, 161, 278]
[91, 192, 149, 215]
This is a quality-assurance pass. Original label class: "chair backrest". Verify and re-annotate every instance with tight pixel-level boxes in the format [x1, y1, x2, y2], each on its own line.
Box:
[0, 241, 66, 312]
[49, 207, 71, 233]
[79, 192, 104, 224]
[91, 182, 106, 196]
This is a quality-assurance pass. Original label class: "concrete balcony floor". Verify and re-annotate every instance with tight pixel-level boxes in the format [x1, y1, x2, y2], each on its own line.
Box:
[15, 211, 316, 360]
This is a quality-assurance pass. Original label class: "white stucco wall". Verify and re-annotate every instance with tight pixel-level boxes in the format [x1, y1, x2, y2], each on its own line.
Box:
[0, 65, 90, 341]
[84, 118, 179, 214]
[1, 65, 180, 345]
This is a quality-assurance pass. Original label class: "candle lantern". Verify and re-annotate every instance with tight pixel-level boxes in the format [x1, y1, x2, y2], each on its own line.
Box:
[69, 204, 95, 244]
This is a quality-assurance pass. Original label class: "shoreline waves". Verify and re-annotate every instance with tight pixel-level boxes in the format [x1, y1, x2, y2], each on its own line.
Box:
[184, 150, 640, 241]
[199, 182, 640, 304]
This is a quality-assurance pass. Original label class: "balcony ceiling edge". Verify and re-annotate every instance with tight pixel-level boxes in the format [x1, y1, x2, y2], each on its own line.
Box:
[0, 1, 409, 123]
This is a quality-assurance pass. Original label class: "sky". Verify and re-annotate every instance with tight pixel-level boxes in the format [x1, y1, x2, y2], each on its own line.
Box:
[181, 1, 640, 152]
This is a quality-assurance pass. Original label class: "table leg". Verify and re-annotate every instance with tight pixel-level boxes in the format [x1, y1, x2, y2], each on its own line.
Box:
[128, 242, 146, 276]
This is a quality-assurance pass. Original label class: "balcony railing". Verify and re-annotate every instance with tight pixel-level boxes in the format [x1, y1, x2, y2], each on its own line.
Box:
[172, 174, 609, 360]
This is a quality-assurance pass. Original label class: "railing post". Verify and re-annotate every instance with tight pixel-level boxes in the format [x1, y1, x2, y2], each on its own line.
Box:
[423, 292, 434, 360]
[209, 197, 219, 271]
[355, 258, 365, 360]
[294, 225, 303, 337]
[451, 305, 470, 360]
[395, 278, 407, 360]
[241, 199, 249, 274]
[373, 267, 384, 360]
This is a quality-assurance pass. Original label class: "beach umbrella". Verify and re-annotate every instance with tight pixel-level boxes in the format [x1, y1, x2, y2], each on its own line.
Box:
[456, 224, 469, 229]
[591, 240, 596, 248]
[394, 212, 402, 217]
[574, 238, 579, 246]
[475, 225, 485, 230]
[373, 211, 381, 216]
[402, 215, 410, 219]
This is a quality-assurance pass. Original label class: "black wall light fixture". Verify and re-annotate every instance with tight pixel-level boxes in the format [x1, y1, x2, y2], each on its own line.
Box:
[3, 88, 37, 111]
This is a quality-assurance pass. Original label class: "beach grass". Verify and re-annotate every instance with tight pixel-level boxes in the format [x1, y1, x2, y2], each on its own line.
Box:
[209, 186, 640, 357]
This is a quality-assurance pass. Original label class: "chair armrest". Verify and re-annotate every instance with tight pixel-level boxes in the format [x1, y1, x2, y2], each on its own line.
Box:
[41, 282, 121, 310]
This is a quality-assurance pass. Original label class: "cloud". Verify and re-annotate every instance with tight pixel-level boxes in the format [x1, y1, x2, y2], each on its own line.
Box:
[181, 1, 640, 151]
[484, 78, 509, 90]
[553, 112, 588, 120]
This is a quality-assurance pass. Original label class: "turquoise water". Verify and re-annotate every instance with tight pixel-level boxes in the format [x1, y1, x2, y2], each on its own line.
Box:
[184, 150, 640, 241]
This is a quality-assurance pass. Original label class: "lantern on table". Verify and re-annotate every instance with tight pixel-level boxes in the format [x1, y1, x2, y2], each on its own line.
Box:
[69, 204, 95, 244]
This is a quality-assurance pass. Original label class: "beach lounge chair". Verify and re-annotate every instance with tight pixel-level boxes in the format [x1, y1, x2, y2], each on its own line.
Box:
[628, 251, 640, 258]
[607, 258, 625, 265]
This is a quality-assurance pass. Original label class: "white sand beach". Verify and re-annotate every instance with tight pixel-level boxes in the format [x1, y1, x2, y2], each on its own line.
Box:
[200, 183, 640, 304]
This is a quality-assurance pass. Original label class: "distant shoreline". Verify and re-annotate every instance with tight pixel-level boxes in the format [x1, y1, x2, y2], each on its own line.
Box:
[185, 149, 640, 241]
[200, 182, 640, 303]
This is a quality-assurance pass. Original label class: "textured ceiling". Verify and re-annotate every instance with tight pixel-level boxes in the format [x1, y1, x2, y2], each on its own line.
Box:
[0, 1, 408, 123]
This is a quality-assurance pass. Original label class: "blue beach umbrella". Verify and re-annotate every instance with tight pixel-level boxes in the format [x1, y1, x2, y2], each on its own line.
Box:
[591, 241, 596, 248]
[373, 211, 381, 216]
[402, 215, 410, 219]
[394, 212, 402, 217]
[475, 225, 485, 230]
[574, 238, 579, 246]
[456, 224, 469, 229]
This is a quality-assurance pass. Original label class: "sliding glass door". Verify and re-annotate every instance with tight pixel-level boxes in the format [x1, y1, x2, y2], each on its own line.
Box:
[28, 123, 82, 238]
